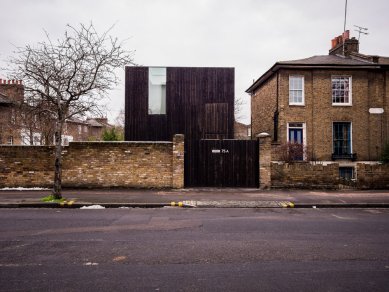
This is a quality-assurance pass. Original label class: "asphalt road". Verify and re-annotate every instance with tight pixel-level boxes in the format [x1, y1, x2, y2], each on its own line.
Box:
[1, 207, 389, 291]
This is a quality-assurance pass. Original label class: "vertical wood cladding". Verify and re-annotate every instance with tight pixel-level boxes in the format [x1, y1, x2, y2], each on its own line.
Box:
[125, 67, 235, 186]
[204, 103, 229, 139]
[125, 67, 148, 141]
[198, 139, 259, 187]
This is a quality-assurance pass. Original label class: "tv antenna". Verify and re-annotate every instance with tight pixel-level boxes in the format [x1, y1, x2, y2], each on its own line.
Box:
[354, 25, 369, 40]
[343, 0, 348, 56]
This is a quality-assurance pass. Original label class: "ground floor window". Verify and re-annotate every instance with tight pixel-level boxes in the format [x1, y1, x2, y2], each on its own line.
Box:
[339, 167, 354, 181]
[333, 122, 352, 156]
[7, 136, 13, 145]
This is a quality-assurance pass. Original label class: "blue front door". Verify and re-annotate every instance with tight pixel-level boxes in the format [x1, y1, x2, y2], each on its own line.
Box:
[289, 127, 303, 160]
[289, 128, 303, 144]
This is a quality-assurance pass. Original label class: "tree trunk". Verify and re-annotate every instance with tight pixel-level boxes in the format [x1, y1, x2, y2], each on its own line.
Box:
[52, 121, 64, 199]
[29, 128, 34, 145]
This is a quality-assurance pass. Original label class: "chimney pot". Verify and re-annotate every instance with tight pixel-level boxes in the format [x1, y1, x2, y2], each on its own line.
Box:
[331, 38, 337, 48]
[343, 30, 350, 41]
[338, 35, 343, 44]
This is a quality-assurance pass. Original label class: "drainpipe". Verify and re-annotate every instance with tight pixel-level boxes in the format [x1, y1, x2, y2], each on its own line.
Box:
[311, 71, 315, 159]
[274, 72, 279, 142]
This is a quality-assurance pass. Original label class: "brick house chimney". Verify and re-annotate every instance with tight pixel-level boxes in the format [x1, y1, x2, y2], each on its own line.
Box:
[0, 79, 24, 102]
[329, 30, 359, 57]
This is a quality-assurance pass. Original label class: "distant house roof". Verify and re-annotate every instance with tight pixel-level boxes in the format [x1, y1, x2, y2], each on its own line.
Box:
[86, 118, 112, 128]
[66, 117, 89, 125]
[86, 119, 104, 127]
[246, 54, 384, 93]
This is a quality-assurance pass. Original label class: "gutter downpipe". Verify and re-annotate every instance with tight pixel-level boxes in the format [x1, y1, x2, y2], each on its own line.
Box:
[274, 71, 279, 142]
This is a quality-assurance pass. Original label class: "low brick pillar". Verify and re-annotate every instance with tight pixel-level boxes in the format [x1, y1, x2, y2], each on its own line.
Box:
[258, 133, 272, 189]
[172, 134, 185, 188]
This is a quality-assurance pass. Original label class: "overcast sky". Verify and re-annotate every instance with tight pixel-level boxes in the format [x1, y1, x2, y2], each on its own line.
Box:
[1, 0, 388, 124]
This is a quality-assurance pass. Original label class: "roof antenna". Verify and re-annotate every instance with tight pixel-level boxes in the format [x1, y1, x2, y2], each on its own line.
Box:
[342, 0, 348, 56]
[354, 25, 369, 40]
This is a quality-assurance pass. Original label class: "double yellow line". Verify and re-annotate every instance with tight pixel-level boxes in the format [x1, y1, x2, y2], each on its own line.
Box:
[59, 200, 75, 207]
[280, 201, 295, 208]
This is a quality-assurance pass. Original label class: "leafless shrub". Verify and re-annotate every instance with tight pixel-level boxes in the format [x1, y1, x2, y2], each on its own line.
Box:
[276, 142, 311, 163]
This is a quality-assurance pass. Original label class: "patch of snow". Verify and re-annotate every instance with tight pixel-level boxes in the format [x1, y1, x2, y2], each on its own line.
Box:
[83, 262, 99, 266]
[119, 206, 130, 209]
[0, 187, 50, 191]
[80, 205, 105, 209]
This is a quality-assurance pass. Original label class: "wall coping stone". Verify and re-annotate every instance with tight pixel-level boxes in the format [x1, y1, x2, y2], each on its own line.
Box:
[70, 141, 173, 145]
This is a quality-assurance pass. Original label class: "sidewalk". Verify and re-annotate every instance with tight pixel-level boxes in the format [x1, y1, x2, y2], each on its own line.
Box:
[0, 188, 388, 208]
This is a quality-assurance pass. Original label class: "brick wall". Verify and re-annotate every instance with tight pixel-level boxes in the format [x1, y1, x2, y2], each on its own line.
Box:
[271, 162, 340, 189]
[259, 134, 272, 189]
[251, 74, 277, 139]
[0, 135, 184, 188]
[356, 163, 389, 189]
[251, 68, 389, 162]
[277, 69, 388, 161]
[0, 145, 55, 187]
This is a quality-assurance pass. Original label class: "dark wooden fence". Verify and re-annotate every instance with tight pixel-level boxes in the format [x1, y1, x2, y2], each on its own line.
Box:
[195, 139, 259, 187]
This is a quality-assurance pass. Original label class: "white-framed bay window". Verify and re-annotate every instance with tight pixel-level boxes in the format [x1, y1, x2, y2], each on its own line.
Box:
[332, 76, 352, 105]
[289, 75, 304, 105]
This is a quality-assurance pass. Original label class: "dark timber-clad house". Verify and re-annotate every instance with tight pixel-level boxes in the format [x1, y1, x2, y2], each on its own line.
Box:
[125, 66, 258, 187]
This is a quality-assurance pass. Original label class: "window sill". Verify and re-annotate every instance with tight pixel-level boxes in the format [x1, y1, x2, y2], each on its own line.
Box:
[332, 103, 352, 107]
[332, 153, 357, 161]
[289, 104, 305, 107]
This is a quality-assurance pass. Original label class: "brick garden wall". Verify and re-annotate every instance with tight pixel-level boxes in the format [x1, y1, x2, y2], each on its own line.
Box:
[271, 162, 340, 189]
[0, 135, 184, 189]
[356, 163, 389, 189]
[0, 146, 54, 187]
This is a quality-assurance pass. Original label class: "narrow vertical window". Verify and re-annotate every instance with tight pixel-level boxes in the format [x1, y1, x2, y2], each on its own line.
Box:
[289, 76, 304, 105]
[332, 76, 352, 105]
[333, 122, 352, 156]
[148, 67, 166, 114]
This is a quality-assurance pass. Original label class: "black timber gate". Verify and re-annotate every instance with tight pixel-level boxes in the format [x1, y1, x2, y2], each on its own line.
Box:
[198, 139, 259, 187]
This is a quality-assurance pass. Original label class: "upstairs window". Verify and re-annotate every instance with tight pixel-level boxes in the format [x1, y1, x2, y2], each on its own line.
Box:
[332, 76, 352, 105]
[333, 122, 352, 156]
[289, 76, 304, 105]
[148, 67, 166, 114]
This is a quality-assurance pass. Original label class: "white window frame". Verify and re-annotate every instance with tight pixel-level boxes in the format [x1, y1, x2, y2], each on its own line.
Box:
[7, 136, 13, 145]
[289, 75, 305, 106]
[287, 122, 307, 160]
[148, 67, 167, 115]
[332, 76, 352, 106]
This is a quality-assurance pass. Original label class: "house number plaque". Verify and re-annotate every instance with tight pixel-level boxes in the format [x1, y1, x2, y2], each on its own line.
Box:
[211, 149, 229, 154]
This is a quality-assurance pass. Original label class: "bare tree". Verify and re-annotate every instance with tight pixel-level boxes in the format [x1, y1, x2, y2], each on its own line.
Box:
[114, 108, 125, 128]
[16, 100, 56, 145]
[112, 108, 125, 140]
[234, 96, 247, 122]
[8, 23, 135, 199]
